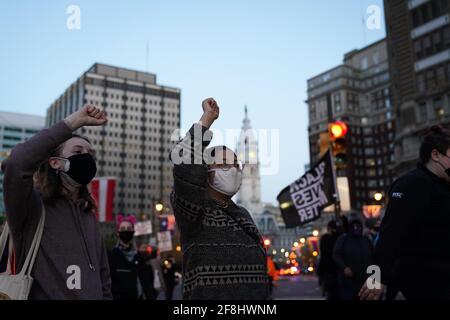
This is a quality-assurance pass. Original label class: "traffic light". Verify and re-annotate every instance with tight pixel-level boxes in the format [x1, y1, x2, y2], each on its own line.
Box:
[328, 121, 348, 168]
[159, 216, 168, 232]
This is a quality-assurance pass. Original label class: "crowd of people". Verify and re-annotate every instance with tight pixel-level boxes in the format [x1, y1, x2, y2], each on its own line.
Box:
[2, 98, 450, 300]
[318, 125, 450, 300]
[0, 99, 270, 300]
[317, 215, 379, 300]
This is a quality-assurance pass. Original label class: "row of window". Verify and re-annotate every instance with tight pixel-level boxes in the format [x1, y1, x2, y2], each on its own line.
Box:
[86, 100, 179, 120]
[411, 0, 449, 28]
[84, 77, 181, 100]
[414, 26, 450, 61]
[88, 89, 179, 108]
[417, 94, 450, 121]
[416, 62, 450, 92]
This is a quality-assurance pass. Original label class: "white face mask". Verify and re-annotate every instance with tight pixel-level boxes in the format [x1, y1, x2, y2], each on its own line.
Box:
[208, 167, 243, 196]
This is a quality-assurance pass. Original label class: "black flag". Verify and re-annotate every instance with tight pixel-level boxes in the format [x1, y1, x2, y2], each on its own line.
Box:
[277, 150, 337, 228]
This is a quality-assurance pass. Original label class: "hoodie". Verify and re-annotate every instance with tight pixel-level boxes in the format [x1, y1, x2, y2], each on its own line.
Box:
[1, 121, 112, 300]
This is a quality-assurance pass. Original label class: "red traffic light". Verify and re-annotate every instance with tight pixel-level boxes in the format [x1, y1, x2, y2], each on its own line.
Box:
[328, 121, 348, 140]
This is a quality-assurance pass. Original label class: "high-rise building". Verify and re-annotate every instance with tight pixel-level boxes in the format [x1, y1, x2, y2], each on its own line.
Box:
[0, 111, 45, 216]
[235, 106, 264, 217]
[384, 0, 450, 174]
[307, 39, 395, 211]
[46, 63, 181, 217]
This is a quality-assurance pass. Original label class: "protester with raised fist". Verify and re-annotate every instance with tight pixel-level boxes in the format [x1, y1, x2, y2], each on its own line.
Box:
[170, 98, 270, 300]
[2, 105, 112, 299]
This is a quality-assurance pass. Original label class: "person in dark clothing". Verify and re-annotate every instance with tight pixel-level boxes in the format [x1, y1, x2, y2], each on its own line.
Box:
[138, 244, 157, 300]
[360, 125, 450, 300]
[162, 256, 178, 300]
[169, 98, 270, 300]
[333, 214, 373, 300]
[108, 216, 153, 300]
[317, 220, 340, 300]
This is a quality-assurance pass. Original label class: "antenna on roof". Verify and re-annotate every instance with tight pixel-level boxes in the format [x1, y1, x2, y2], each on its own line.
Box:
[145, 41, 149, 73]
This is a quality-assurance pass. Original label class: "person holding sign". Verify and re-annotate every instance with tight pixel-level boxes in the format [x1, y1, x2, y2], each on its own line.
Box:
[169, 98, 270, 300]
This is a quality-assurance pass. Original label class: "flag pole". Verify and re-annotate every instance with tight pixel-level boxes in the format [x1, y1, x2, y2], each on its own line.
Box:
[328, 145, 342, 225]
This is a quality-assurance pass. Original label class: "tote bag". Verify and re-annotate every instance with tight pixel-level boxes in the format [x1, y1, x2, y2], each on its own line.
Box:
[0, 203, 45, 300]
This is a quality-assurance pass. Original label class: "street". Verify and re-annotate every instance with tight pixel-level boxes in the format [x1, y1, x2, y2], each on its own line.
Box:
[273, 275, 324, 300]
[158, 275, 323, 300]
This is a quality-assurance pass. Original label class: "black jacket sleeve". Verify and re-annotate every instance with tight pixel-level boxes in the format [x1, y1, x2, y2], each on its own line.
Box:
[374, 174, 430, 285]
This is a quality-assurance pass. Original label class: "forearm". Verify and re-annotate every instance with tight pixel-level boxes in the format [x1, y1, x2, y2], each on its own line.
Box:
[2, 121, 73, 174]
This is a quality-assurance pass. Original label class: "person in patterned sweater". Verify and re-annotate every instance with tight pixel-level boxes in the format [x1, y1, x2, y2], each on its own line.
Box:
[169, 98, 270, 300]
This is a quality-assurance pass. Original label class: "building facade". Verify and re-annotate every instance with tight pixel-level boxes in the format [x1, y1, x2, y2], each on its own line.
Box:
[0, 111, 45, 216]
[46, 63, 181, 218]
[384, 0, 450, 174]
[307, 39, 395, 211]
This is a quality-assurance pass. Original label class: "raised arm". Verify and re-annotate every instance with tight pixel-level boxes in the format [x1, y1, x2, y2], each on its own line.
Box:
[2, 105, 107, 237]
[170, 98, 219, 221]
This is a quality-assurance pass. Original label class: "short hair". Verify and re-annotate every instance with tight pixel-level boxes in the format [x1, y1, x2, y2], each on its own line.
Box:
[205, 145, 237, 165]
[419, 125, 450, 164]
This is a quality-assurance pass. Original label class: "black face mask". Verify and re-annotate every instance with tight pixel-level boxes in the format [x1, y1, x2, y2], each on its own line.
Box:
[61, 153, 97, 186]
[119, 231, 134, 244]
[350, 223, 363, 237]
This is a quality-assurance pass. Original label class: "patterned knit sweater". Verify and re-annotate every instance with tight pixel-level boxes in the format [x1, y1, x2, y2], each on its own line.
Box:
[170, 123, 270, 300]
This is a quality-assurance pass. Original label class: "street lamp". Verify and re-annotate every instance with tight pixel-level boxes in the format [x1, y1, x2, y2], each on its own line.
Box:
[155, 203, 164, 212]
[300, 238, 306, 244]
[373, 192, 383, 202]
[312, 230, 319, 237]
[293, 241, 299, 247]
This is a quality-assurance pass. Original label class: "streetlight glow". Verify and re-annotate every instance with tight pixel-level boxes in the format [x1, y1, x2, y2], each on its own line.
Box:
[312, 230, 319, 237]
[300, 238, 306, 244]
[155, 203, 164, 212]
[374, 192, 383, 202]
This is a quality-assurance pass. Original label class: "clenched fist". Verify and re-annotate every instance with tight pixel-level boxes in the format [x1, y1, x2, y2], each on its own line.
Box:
[200, 98, 220, 129]
[64, 104, 108, 131]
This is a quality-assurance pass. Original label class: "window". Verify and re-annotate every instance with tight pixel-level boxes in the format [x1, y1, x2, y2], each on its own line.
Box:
[417, 73, 426, 92]
[433, 31, 443, 52]
[433, 97, 444, 118]
[437, 65, 446, 85]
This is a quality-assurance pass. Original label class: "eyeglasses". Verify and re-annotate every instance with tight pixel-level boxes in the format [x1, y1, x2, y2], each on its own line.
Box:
[213, 161, 245, 172]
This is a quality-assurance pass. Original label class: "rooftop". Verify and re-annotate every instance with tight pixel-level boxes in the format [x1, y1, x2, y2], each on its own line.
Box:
[0, 111, 45, 129]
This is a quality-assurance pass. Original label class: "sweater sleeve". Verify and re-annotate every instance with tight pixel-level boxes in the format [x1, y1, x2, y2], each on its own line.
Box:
[169, 123, 213, 222]
[1, 121, 73, 238]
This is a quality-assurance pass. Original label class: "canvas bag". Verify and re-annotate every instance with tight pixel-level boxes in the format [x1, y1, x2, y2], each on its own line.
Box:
[0, 203, 46, 300]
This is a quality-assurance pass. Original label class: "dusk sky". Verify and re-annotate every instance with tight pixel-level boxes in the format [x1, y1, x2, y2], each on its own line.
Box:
[0, 0, 386, 204]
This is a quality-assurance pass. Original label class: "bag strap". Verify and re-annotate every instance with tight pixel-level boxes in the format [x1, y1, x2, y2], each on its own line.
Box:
[0, 224, 8, 257]
[18, 201, 46, 277]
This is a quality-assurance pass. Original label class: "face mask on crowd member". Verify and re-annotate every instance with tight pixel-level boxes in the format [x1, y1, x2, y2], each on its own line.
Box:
[118, 221, 135, 245]
[207, 146, 244, 197]
[48, 136, 97, 187]
[349, 221, 363, 237]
